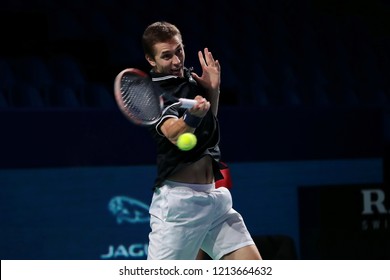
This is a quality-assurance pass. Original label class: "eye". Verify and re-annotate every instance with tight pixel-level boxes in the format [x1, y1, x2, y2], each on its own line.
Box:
[162, 53, 173, 60]
[176, 48, 183, 55]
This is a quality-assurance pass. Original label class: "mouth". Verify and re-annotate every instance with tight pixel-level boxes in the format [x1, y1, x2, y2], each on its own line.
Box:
[171, 68, 182, 76]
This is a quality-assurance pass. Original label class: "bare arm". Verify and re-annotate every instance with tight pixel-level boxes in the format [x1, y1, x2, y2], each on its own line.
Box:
[160, 95, 210, 144]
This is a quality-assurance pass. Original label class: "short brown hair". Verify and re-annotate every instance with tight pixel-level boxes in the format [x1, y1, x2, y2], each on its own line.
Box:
[142, 21, 182, 57]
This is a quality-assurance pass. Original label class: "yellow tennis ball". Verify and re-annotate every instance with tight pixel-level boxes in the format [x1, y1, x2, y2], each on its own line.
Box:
[177, 132, 197, 151]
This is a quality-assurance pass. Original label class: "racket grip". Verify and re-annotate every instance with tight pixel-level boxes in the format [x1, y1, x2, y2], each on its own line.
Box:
[179, 98, 198, 109]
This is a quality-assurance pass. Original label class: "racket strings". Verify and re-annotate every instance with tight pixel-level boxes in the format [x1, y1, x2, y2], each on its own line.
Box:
[120, 75, 161, 123]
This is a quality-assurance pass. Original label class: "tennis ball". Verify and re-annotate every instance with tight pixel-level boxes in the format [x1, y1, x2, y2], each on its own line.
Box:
[177, 132, 197, 151]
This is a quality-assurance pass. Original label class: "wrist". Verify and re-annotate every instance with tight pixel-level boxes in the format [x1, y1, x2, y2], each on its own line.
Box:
[183, 110, 203, 128]
[209, 88, 220, 94]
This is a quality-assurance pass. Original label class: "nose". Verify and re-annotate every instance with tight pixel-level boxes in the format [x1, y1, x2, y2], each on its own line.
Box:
[172, 55, 181, 64]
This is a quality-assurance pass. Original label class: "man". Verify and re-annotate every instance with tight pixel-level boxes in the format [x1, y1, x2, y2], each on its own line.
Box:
[142, 21, 261, 260]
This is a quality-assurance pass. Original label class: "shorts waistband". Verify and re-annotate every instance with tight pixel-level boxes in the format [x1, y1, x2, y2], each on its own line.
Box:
[163, 180, 215, 192]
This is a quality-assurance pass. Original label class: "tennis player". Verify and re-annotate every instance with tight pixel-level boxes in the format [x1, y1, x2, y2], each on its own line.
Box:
[142, 21, 262, 260]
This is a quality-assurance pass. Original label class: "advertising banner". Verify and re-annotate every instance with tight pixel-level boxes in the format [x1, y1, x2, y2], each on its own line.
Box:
[299, 183, 390, 259]
[0, 166, 155, 259]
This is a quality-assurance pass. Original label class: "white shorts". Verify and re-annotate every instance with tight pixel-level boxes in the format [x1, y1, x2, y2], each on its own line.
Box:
[147, 180, 255, 260]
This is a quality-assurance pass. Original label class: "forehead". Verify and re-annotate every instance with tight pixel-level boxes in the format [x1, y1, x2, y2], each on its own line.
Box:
[153, 35, 183, 55]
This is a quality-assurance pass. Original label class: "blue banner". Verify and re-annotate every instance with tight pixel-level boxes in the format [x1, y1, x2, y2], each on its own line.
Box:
[0, 166, 155, 260]
[0, 159, 383, 259]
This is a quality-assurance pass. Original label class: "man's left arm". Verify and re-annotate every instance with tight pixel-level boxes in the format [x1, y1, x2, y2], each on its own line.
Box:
[191, 48, 221, 116]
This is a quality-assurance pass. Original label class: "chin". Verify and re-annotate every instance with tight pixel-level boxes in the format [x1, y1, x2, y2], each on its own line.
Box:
[171, 71, 183, 77]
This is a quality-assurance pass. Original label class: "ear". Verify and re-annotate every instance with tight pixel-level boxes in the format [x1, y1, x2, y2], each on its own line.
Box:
[145, 55, 156, 67]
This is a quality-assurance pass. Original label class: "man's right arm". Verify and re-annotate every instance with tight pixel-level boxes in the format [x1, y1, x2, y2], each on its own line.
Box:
[160, 95, 210, 145]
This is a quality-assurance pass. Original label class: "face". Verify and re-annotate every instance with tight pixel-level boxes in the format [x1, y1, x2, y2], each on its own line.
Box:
[146, 35, 185, 77]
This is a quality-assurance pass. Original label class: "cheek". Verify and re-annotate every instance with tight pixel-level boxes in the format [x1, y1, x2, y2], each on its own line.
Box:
[155, 56, 178, 72]
[158, 61, 171, 72]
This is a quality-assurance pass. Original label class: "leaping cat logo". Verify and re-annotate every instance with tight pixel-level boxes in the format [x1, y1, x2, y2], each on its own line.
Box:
[108, 196, 150, 224]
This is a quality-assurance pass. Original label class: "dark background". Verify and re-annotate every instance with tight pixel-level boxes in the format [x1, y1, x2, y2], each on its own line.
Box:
[1, 0, 389, 167]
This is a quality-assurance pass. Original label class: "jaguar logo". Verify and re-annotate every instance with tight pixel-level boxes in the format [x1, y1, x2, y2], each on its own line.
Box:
[108, 196, 150, 224]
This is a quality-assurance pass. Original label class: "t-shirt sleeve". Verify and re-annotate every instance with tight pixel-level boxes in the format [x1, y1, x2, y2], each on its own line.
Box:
[154, 101, 181, 136]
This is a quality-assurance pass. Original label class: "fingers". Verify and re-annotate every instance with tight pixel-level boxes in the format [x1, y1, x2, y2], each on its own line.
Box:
[196, 100, 210, 113]
[191, 71, 199, 80]
[189, 96, 210, 116]
[215, 59, 221, 70]
[205, 48, 215, 66]
[198, 50, 206, 67]
[198, 48, 218, 67]
[194, 96, 210, 109]
[194, 48, 221, 90]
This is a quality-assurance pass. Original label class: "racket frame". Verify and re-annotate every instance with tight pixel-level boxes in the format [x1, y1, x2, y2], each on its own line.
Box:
[114, 68, 164, 126]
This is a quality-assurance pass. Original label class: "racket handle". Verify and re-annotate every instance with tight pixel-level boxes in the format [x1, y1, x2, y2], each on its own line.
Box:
[179, 98, 198, 109]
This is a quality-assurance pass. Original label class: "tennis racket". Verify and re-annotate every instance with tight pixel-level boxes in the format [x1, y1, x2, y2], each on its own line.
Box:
[114, 68, 197, 126]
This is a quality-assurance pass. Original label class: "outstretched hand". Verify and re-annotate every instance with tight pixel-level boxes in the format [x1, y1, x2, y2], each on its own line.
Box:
[191, 48, 221, 92]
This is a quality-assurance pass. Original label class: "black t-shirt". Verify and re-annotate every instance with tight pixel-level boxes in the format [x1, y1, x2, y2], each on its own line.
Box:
[148, 68, 222, 189]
